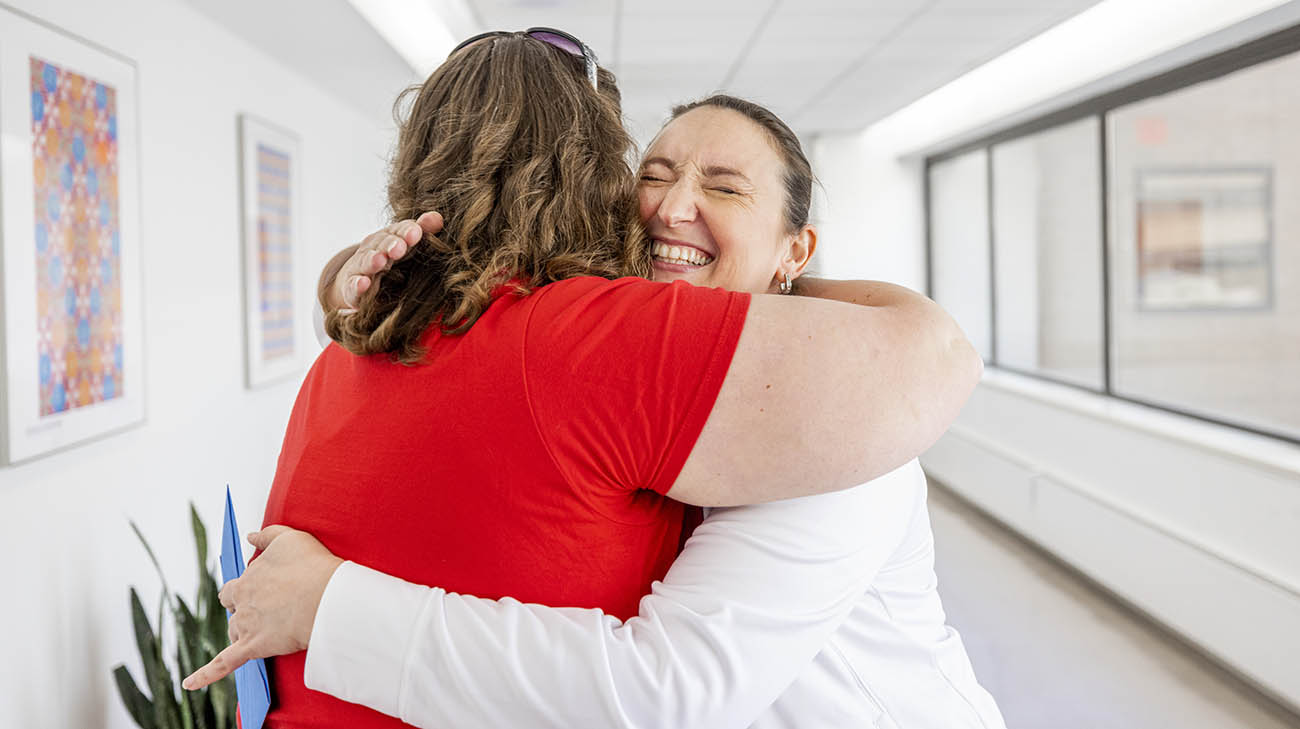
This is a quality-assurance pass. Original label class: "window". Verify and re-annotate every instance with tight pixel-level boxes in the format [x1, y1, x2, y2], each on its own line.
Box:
[928, 149, 992, 361]
[925, 26, 1300, 442]
[991, 117, 1105, 389]
[1107, 48, 1299, 439]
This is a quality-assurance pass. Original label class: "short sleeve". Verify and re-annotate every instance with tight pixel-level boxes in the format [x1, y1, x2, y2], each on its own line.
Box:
[523, 276, 750, 501]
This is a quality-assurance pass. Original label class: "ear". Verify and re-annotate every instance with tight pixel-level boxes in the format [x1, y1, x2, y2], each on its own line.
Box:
[780, 224, 818, 280]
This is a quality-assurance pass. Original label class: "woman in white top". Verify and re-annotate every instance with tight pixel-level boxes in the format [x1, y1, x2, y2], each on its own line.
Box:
[194, 95, 1005, 729]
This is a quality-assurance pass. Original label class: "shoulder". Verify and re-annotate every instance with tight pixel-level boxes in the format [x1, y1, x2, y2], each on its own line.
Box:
[529, 276, 738, 308]
[524, 276, 749, 340]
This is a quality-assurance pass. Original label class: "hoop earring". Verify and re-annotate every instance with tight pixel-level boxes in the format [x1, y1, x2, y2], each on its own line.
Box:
[778, 274, 793, 295]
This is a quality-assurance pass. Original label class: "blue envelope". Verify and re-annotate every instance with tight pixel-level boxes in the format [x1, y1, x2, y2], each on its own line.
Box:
[220, 486, 272, 729]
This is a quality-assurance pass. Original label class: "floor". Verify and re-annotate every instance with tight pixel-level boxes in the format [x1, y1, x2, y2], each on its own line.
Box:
[927, 484, 1300, 729]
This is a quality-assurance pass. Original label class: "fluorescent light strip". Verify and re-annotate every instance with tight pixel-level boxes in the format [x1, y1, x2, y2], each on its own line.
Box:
[865, 0, 1294, 156]
[346, 0, 458, 76]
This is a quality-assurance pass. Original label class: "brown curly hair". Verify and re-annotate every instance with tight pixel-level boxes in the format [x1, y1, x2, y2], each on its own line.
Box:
[326, 33, 651, 363]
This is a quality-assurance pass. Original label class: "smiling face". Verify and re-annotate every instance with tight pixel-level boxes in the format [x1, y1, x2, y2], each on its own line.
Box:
[638, 106, 811, 294]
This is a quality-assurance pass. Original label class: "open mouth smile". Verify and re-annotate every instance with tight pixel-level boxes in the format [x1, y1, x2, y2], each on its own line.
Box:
[651, 241, 715, 268]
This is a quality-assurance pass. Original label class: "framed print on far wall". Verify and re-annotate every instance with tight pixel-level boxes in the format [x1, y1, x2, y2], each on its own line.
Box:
[1134, 167, 1273, 312]
[238, 115, 302, 388]
[0, 8, 144, 465]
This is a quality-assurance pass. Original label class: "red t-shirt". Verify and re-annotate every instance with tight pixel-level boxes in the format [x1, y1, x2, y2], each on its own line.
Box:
[260, 276, 750, 728]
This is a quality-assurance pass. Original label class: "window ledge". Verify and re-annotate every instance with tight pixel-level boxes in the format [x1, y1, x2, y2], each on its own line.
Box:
[980, 367, 1300, 479]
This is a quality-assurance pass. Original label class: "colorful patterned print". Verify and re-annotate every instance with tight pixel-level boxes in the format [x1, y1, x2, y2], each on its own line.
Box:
[31, 57, 123, 416]
[256, 143, 294, 361]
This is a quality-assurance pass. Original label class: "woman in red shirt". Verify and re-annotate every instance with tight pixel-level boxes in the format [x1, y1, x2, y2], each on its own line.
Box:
[188, 29, 981, 728]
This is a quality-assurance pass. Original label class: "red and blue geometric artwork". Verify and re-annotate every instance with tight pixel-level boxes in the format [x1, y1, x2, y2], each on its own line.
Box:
[256, 143, 294, 361]
[30, 56, 123, 416]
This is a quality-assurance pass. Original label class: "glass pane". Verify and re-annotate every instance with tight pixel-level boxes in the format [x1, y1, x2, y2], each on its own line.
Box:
[1107, 49, 1300, 440]
[992, 117, 1105, 389]
[929, 149, 992, 361]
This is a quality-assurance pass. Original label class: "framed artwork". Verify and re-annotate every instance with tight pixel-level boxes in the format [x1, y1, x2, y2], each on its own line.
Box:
[237, 115, 302, 388]
[1135, 168, 1273, 311]
[0, 8, 144, 465]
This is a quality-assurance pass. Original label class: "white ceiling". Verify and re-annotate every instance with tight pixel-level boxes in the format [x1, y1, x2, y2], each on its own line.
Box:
[466, 0, 1105, 140]
[182, 0, 421, 123]
[185, 0, 1103, 142]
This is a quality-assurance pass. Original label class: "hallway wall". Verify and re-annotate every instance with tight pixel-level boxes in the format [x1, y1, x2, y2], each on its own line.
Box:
[0, 1, 396, 726]
[809, 0, 1300, 711]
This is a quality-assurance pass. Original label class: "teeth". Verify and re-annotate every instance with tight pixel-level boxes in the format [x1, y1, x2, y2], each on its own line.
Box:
[652, 242, 714, 266]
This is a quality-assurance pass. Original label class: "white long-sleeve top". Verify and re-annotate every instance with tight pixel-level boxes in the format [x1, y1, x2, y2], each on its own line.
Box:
[302, 460, 1006, 729]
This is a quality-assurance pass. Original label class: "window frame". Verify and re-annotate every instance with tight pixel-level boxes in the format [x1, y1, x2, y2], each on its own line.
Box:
[926, 148, 994, 363]
[923, 21, 1300, 446]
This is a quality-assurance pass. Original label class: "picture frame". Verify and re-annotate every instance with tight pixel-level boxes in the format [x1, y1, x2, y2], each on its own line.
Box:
[1135, 167, 1273, 312]
[237, 114, 302, 388]
[0, 8, 144, 465]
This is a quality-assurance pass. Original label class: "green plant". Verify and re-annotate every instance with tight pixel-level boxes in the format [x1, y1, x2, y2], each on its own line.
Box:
[112, 504, 236, 729]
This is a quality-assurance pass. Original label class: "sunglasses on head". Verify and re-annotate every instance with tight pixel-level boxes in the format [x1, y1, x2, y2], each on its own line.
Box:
[450, 27, 599, 90]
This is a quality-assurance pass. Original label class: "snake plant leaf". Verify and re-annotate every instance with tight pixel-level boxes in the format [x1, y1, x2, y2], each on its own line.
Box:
[175, 642, 197, 729]
[128, 587, 180, 729]
[201, 569, 228, 654]
[155, 590, 175, 727]
[117, 506, 239, 729]
[130, 520, 172, 600]
[190, 503, 208, 590]
[156, 591, 168, 671]
[113, 664, 159, 729]
[128, 588, 164, 702]
[203, 571, 229, 659]
[208, 672, 233, 729]
[173, 595, 217, 729]
[148, 657, 182, 729]
[173, 596, 200, 673]
[196, 566, 216, 622]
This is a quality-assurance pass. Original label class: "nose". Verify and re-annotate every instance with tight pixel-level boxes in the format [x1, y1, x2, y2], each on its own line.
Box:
[657, 180, 698, 228]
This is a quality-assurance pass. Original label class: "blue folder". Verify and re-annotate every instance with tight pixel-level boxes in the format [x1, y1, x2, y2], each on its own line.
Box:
[220, 486, 272, 729]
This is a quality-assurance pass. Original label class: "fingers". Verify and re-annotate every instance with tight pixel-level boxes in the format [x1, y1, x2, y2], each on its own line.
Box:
[359, 215, 439, 272]
[384, 218, 419, 240]
[417, 211, 444, 234]
[383, 238, 408, 261]
[218, 579, 237, 611]
[341, 273, 369, 310]
[182, 641, 252, 691]
[248, 525, 293, 551]
[351, 276, 371, 299]
[356, 247, 393, 277]
[339, 247, 380, 309]
[336, 213, 439, 312]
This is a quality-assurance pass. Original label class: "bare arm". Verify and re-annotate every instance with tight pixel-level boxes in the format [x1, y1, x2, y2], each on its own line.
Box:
[319, 218, 979, 508]
[795, 275, 915, 307]
[668, 282, 980, 506]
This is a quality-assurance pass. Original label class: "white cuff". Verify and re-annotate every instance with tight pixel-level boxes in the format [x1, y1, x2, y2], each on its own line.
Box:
[303, 560, 436, 719]
[313, 302, 330, 349]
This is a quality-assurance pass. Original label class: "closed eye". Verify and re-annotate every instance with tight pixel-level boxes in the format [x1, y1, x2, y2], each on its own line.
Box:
[711, 187, 738, 195]
[640, 175, 667, 183]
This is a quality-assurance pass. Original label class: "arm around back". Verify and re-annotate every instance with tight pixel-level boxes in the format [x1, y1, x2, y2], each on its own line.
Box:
[669, 284, 980, 506]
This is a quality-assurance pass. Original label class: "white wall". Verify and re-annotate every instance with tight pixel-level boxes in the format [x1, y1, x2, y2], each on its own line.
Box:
[0, 1, 393, 726]
[809, 0, 1300, 712]
[808, 128, 926, 290]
